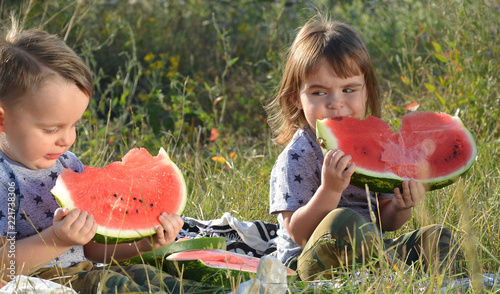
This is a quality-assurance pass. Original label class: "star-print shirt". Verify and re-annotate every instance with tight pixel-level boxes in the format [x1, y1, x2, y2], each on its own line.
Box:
[269, 127, 394, 265]
[0, 150, 86, 268]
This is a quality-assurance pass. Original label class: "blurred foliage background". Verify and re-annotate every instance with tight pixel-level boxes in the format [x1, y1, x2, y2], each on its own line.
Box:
[3, 0, 497, 162]
[1, 0, 499, 279]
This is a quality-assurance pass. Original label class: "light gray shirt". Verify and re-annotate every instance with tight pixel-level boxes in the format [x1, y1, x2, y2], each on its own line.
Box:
[269, 127, 394, 265]
[0, 151, 86, 267]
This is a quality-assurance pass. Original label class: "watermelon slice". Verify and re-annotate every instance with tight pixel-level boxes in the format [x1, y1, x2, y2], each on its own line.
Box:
[51, 148, 187, 243]
[117, 237, 227, 268]
[164, 249, 296, 287]
[316, 111, 477, 192]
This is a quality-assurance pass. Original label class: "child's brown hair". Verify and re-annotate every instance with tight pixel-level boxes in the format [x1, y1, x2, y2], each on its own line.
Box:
[266, 15, 381, 147]
[0, 18, 92, 107]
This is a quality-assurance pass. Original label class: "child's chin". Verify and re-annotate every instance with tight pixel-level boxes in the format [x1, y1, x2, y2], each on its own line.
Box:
[29, 160, 57, 170]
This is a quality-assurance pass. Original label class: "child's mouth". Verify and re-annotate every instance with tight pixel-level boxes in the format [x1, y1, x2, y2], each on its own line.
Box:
[45, 154, 61, 160]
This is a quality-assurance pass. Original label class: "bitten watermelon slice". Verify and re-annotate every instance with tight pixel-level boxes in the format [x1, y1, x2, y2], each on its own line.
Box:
[51, 148, 187, 243]
[164, 249, 296, 287]
[316, 112, 477, 192]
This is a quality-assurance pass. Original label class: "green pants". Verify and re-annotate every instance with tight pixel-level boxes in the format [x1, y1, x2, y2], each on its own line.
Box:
[295, 208, 453, 280]
[35, 260, 223, 294]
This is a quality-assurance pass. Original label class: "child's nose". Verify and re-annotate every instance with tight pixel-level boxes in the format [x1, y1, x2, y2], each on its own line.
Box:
[327, 94, 343, 109]
[56, 129, 75, 147]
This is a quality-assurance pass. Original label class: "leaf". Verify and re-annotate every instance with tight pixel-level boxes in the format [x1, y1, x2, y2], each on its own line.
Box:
[434, 91, 446, 106]
[439, 76, 446, 86]
[424, 83, 436, 92]
[434, 53, 448, 63]
[228, 57, 239, 67]
[204, 82, 212, 92]
[120, 89, 130, 105]
[432, 41, 442, 53]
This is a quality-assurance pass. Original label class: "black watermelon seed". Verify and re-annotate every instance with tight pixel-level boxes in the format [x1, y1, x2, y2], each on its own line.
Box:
[136, 209, 139, 213]
[139, 200, 143, 203]
[149, 203, 154, 208]
[125, 210, 129, 214]
[113, 193, 117, 198]
[133, 197, 137, 200]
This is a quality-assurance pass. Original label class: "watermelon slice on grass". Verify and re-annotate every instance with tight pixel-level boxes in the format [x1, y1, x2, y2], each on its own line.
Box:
[164, 249, 296, 287]
[51, 147, 187, 244]
[316, 111, 477, 193]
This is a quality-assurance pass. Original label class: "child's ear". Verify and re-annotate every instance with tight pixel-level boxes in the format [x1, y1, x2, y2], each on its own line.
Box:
[0, 106, 5, 132]
[294, 95, 303, 110]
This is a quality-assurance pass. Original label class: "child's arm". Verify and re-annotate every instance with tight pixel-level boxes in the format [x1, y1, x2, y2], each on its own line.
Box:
[378, 180, 426, 231]
[84, 213, 183, 263]
[282, 149, 355, 246]
[0, 207, 97, 281]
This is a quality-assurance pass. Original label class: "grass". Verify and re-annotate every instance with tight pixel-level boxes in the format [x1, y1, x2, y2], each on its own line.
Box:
[1, 0, 499, 292]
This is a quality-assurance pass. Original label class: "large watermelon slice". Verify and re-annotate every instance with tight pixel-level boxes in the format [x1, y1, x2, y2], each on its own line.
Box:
[51, 148, 187, 243]
[316, 112, 477, 193]
[164, 249, 296, 287]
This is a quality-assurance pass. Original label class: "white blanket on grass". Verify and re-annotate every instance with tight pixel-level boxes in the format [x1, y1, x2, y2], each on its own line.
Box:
[0, 275, 77, 294]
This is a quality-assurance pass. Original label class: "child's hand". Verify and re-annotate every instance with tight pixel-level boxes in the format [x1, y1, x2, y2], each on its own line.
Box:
[321, 149, 356, 194]
[52, 208, 98, 247]
[392, 179, 426, 211]
[136, 213, 184, 252]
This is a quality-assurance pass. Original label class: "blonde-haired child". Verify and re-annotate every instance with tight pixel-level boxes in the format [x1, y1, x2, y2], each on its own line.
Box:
[266, 15, 453, 280]
[0, 20, 206, 293]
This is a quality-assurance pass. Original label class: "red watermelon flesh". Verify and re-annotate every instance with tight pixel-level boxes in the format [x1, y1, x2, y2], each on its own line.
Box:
[170, 249, 262, 272]
[164, 249, 296, 286]
[51, 148, 187, 243]
[316, 112, 477, 192]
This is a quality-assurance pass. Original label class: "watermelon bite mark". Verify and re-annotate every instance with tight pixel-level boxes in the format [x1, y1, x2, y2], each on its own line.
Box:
[51, 147, 187, 243]
[316, 112, 477, 192]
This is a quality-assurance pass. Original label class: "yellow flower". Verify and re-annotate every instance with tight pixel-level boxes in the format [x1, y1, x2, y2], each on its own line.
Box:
[144, 53, 155, 63]
[211, 156, 226, 164]
[150, 60, 164, 70]
[166, 55, 180, 78]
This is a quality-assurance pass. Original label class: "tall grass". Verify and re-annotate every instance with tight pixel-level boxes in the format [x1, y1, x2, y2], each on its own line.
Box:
[1, 0, 498, 292]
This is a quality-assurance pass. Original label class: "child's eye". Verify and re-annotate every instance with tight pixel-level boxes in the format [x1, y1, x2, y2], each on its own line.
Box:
[343, 88, 355, 93]
[43, 128, 58, 134]
[313, 91, 326, 96]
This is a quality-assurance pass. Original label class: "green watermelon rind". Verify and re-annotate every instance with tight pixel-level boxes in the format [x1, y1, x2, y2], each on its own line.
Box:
[115, 237, 227, 268]
[52, 147, 187, 244]
[316, 116, 477, 193]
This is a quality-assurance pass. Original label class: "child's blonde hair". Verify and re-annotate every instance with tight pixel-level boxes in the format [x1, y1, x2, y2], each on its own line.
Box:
[266, 15, 381, 147]
[0, 18, 92, 107]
